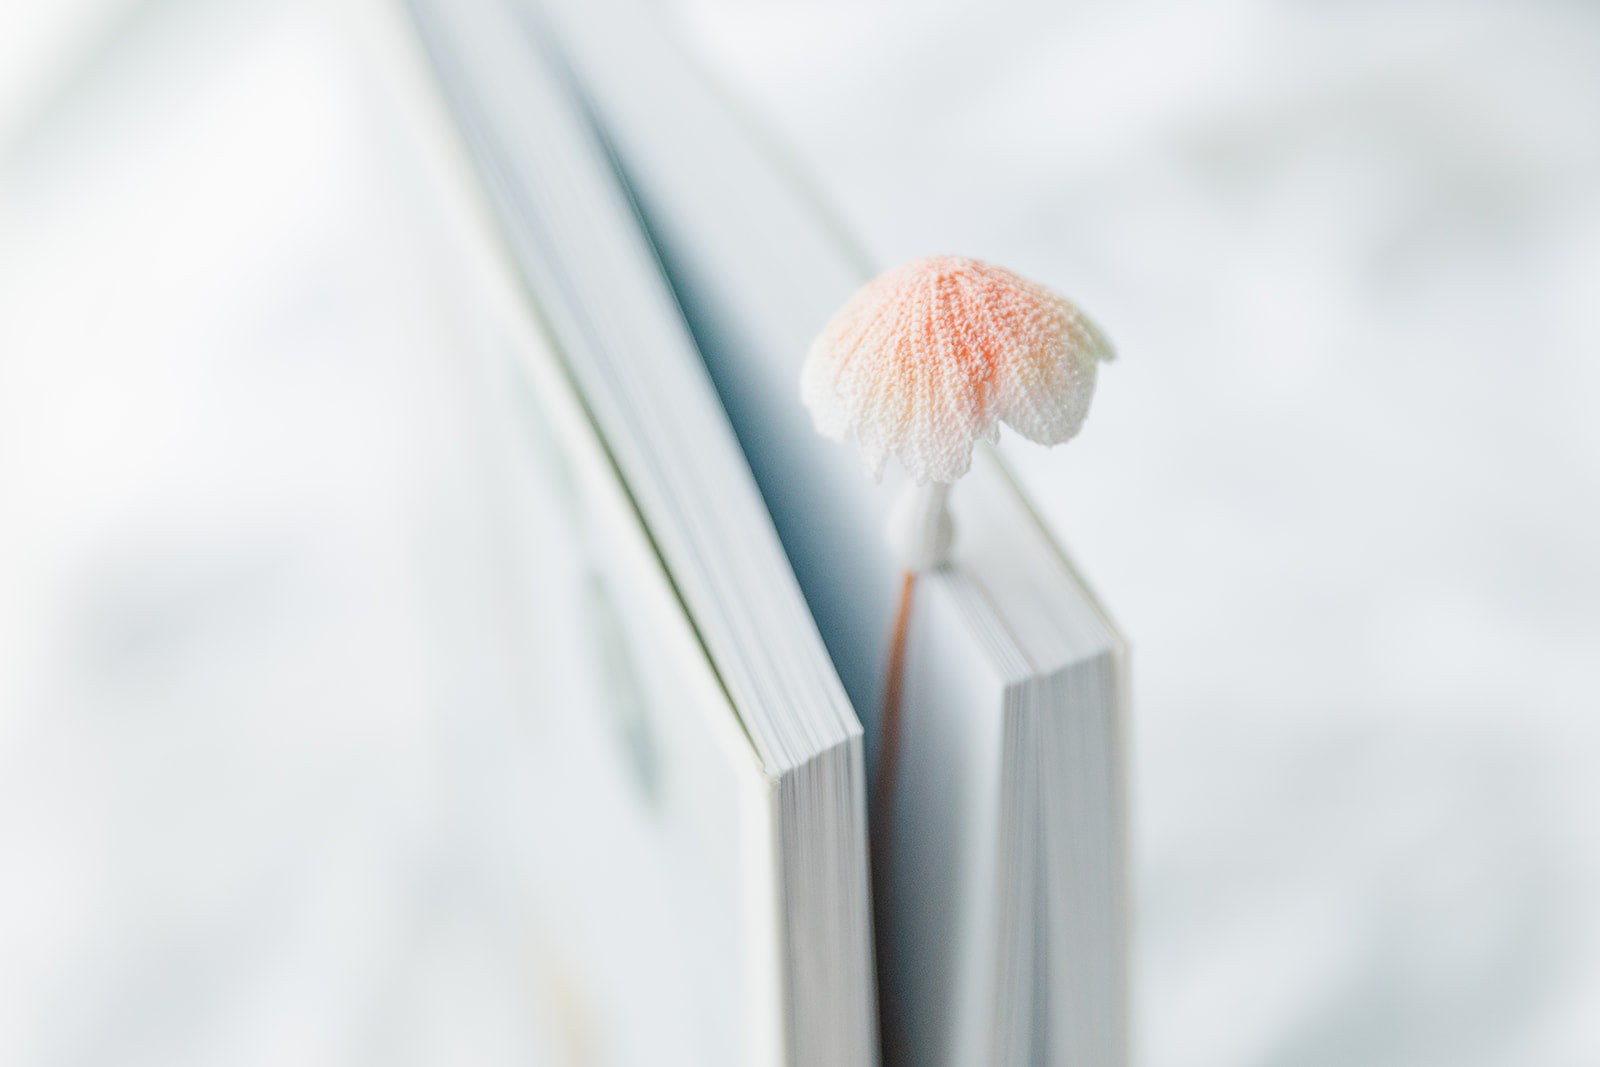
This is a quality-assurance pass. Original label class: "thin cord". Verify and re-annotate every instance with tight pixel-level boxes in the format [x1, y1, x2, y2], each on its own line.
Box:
[874, 569, 915, 832]
[872, 568, 916, 1066]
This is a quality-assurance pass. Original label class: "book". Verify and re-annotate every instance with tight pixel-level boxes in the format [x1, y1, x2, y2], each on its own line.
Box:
[530, 1, 1132, 1062]
[374, 0, 879, 1063]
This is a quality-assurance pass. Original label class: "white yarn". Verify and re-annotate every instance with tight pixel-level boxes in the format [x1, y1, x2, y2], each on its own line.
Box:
[886, 481, 955, 570]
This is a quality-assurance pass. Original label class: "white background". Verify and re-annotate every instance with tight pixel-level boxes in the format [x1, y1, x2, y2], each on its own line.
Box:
[3, 0, 1599, 1064]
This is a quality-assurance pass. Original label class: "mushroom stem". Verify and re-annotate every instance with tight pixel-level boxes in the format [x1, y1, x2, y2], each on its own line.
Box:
[886, 481, 955, 570]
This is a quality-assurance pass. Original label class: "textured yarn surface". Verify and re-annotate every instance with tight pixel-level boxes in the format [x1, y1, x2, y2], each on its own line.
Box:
[801, 256, 1114, 483]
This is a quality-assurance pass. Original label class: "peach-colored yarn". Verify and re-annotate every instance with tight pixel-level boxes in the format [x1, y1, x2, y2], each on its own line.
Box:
[801, 256, 1113, 484]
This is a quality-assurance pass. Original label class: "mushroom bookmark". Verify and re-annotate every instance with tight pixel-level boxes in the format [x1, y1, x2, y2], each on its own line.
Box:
[801, 252, 1114, 883]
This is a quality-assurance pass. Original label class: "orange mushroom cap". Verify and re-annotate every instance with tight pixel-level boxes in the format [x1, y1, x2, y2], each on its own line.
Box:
[801, 256, 1113, 484]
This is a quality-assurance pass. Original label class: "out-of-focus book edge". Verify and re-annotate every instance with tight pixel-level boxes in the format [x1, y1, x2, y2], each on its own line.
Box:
[336, 0, 876, 1064]
[913, 444, 1129, 1065]
[530, 0, 1131, 1062]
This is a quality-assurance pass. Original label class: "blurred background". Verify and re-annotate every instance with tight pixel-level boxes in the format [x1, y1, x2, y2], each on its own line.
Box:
[3, 0, 1599, 1064]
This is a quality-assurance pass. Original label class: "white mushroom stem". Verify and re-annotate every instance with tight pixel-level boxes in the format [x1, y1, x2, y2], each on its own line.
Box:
[886, 481, 955, 571]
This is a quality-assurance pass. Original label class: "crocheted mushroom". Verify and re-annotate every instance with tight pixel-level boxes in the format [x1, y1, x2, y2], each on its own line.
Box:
[802, 255, 1113, 569]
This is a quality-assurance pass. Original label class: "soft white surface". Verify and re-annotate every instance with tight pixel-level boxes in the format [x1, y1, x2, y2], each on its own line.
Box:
[3, 0, 1599, 1064]
[668, 1, 1600, 1063]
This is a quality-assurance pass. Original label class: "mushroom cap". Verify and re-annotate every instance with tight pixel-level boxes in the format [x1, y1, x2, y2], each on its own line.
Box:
[801, 255, 1114, 484]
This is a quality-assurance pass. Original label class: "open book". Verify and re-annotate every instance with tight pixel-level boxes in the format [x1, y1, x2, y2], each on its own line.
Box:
[534, 1, 1131, 1063]
[380, 0, 1129, 1062]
